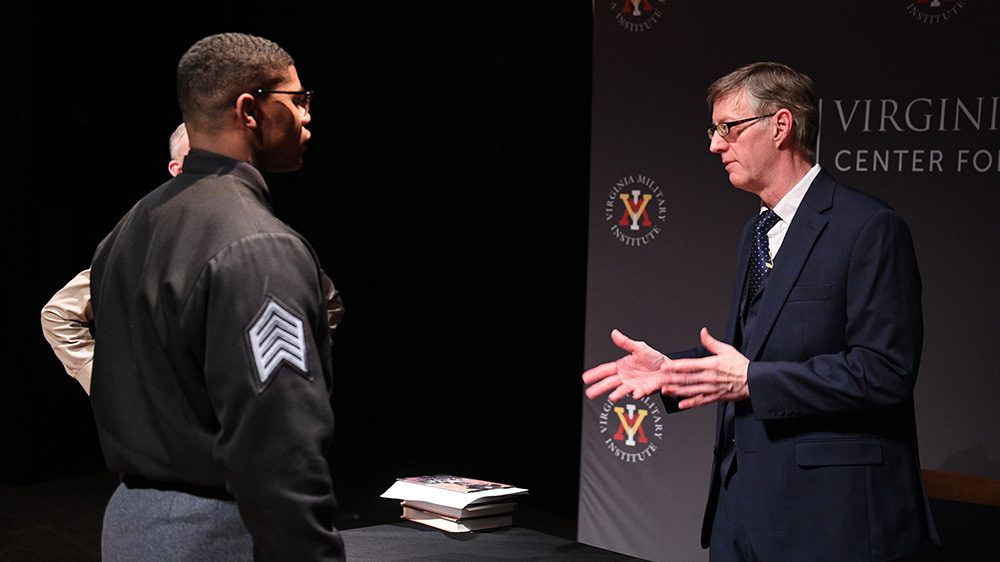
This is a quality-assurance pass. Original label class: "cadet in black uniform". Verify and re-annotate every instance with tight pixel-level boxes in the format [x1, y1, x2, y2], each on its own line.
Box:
[90, 33, 345, 561]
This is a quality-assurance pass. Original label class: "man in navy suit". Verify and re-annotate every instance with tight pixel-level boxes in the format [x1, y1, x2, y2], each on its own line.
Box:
[583, 62, 938, 561]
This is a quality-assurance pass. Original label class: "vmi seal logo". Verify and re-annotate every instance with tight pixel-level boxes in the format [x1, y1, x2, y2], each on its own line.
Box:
[605, 174, 667, 246]
[906, 0, 965, 23]
[609, 0, 667, 32]
[598, 397, 663, 463]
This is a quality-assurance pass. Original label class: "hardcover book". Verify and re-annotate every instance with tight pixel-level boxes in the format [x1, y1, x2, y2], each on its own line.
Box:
[381, 474, 528, 510]
[400, 499, 517, 520]
[401, 505, 513, 533]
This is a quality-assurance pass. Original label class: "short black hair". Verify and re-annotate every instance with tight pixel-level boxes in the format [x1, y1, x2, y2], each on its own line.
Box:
[177, 33, 294, 130]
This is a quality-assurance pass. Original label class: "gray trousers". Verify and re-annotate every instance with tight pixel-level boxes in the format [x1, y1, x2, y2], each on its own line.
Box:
[102, 483, 254, 561]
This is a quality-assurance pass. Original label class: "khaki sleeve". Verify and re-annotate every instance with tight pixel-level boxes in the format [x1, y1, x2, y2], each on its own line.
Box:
[40, 268, 95, 394]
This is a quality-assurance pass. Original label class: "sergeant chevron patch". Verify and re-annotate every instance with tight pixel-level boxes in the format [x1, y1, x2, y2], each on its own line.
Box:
[247, 296, 309, 386]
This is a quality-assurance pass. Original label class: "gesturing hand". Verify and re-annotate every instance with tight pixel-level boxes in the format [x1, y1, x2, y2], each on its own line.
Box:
[582, 329, 673, 402]
[667, 327, 750, 409]
[582, 327, 751, 410]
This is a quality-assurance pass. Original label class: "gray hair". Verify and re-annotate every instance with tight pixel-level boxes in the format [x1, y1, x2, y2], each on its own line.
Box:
[168, 123, 188, 161]
[707, 62, 818, 160]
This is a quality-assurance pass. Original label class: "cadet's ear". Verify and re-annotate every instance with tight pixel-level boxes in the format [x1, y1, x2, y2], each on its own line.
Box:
[236, 93, 258, 130]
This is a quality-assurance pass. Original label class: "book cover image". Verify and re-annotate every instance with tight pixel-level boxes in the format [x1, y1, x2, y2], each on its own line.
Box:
[398, 474, 513, 493]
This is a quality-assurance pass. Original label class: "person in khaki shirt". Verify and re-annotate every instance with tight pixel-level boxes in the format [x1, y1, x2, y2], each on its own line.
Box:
[41, 268, 96, 392]
[40, 124, 190, 394]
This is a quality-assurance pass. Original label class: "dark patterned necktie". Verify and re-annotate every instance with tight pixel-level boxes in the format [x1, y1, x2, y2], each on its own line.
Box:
[748, 209, 780, 297]
[720, 208, 782, 485]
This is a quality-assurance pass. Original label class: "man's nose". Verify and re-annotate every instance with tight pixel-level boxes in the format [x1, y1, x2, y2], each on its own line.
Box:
[708, 131, 727, 153]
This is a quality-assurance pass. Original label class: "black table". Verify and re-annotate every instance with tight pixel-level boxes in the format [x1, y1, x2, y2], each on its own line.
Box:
[340, 521, 646, 561]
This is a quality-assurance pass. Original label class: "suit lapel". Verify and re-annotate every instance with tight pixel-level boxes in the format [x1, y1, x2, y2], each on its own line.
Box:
[743, 171, 836, 359]
[723, 218, 755, 345]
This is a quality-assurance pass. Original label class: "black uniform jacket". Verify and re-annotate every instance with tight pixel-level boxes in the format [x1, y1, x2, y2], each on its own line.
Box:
[90, 150, 344, 560]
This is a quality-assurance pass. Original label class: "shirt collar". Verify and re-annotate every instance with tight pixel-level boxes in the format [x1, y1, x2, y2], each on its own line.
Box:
[762, 163, 821, 224]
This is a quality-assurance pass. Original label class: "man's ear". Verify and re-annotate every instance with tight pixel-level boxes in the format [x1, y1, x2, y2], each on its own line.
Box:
[772, 108, 794, 147]
[236, 93, 258, 130]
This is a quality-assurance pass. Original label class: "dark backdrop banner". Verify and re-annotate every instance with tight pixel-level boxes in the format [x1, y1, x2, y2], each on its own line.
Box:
[580, 2, 999, 560]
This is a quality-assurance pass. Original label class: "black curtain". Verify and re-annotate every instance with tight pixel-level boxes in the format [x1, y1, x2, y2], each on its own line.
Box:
[2, 3, 592, 534]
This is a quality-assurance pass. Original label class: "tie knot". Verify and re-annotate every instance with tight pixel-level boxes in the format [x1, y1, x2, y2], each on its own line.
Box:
[756, 209, 780, 233]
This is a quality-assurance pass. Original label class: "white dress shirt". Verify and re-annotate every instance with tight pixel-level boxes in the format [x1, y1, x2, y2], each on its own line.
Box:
[761, 164, 822, 262]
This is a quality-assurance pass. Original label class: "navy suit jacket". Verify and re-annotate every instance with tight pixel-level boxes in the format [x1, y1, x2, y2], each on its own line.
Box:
[684, 170, 938, 561]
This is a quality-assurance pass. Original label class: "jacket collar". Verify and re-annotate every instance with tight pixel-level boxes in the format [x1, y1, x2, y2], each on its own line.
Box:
[740, 170, 836, 359]
[181, 149, 271, 205]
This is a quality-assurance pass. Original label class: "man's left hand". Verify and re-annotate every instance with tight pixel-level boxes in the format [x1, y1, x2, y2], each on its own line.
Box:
[666, 327, 750, 409]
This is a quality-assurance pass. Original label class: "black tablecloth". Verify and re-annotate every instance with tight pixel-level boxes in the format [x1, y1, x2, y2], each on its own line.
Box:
[340, 521, 646, 561]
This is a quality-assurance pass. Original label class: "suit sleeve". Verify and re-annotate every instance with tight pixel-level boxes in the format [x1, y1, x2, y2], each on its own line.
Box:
[748, 209, 922, 418]
[198, 233, 344, 561]
[40, 268, 95, 394]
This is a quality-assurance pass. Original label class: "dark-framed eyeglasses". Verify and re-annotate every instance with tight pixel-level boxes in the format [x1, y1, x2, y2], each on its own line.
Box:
[254, 89, 314, 114]
[706, 113, 775, 141]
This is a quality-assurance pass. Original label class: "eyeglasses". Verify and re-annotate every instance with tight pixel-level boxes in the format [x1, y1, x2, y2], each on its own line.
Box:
[706, 113, 775, 141]
[254, 89, 314, 114]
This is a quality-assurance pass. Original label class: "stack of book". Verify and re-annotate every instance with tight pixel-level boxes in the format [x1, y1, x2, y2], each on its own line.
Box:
[380, 474, 528, 533]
